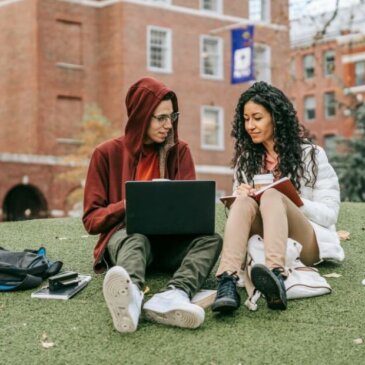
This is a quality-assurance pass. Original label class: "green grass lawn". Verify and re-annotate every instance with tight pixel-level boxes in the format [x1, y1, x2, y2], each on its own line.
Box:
[1, 202, 365, 365]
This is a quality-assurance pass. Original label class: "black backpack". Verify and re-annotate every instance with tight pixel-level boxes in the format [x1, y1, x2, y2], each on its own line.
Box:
[0, 247, 63, 291]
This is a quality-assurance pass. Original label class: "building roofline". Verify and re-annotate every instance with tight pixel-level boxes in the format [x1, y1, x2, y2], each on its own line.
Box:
[291, 31, 365, 50]
[0, 0, 287, 32]
[56, 0, 287, 32]
[0, 0, 24, 8]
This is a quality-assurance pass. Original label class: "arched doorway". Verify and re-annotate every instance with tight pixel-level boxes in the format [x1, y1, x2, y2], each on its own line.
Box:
[2, 184, 48, 221]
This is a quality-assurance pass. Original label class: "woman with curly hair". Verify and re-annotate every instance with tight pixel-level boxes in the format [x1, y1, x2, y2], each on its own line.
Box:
[212, 81, 344, 312]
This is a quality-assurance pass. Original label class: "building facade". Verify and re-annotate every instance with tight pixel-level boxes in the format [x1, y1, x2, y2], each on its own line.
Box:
[288, 5, 365, 152]
[0, 0, 290, 220]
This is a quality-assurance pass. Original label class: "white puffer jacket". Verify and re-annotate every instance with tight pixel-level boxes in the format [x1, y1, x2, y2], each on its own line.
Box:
[233, 144, 344, 263]
[299, 145, 344, 262]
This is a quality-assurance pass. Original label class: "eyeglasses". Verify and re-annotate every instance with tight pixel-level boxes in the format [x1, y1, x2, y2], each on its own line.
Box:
[152, 112, 180, 124]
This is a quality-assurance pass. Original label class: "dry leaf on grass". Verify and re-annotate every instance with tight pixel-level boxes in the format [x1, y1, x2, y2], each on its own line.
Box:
[323, 273, 342, 278]
[337, 230, 350, 240]
[354, 338, 363, 345]
[41, 332, 55, 349]
[42, 341, 55, 349]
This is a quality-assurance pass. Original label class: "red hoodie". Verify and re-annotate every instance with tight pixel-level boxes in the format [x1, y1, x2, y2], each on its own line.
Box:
[82, 77, 196, 273]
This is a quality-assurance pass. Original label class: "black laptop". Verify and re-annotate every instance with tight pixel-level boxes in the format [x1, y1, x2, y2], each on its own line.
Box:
[125, 180, 216, 235]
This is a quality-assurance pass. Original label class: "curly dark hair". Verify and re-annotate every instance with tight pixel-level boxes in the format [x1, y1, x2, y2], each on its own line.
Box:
[232, 81, 317, 191]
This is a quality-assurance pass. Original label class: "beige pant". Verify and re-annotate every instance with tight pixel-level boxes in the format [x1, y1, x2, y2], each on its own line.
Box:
[216, 189, 319, 276]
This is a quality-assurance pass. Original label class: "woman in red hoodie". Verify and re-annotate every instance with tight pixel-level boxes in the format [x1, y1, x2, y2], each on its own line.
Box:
[83, 77, 222, 333]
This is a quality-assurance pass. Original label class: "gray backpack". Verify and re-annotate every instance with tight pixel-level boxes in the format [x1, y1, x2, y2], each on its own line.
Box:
[0, 247, 62, 291]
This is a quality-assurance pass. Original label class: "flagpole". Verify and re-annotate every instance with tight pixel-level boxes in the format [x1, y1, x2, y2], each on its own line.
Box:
[209, 21, 287, 35]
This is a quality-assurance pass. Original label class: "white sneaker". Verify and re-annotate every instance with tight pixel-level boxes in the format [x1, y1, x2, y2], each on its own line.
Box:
[143, 288, 205, 329]
[103, 266, 143, 333]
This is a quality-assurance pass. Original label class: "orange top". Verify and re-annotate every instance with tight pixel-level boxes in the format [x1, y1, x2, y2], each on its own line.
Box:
[135, 144, 160, 181]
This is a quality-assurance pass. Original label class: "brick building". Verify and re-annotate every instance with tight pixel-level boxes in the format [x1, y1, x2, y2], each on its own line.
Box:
[288, 4, 365, 152]
[0, 0, 290, 221]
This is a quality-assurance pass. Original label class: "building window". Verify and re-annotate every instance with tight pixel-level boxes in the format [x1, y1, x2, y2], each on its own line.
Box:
[324, 92, 336, 118]
[249, 0, 270, 22]
[55, 96, 83, 154]
[200, 0, 222, 13]
[254, 44, 271, 83]
[355, 61, 365, 86]
[323, 50, 335, 76]
[200, 36, 223, 79]
[147, 26, 172, 73]
[304, 95, 316, 121]
[303, 54, 315, 79]
[201, 106, 224, 150]
[324, 134, 337, 155]
[290, 58, 296, 79]
[55, 19, 82, 66]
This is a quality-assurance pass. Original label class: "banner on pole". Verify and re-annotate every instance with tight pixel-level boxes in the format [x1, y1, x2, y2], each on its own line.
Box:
[231, 26, 255, 84]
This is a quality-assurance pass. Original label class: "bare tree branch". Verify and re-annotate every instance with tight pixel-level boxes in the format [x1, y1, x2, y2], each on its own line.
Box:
[314, 0, 340, 40]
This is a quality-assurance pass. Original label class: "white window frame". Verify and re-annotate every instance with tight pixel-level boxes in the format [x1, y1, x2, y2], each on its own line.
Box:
[200, 35, 223, 80]
[303, 54, 315, 79]
[355, 61, 365, 86]
[249, 0, 271, 22]
[323, 50, 335, 77]
[254, 43, 271, 83]
[147, 26, 172, 74]
[304, 95, 316, 122]
[290, 58, 296, 80]
[199, 0, 223, 13]
[200, 106, 224, 150]
[324, 92, 336, 118]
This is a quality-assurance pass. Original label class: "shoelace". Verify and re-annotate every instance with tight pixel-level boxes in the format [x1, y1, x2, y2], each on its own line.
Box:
[272, 268, 286, 291]
[216, 273, 238, 299]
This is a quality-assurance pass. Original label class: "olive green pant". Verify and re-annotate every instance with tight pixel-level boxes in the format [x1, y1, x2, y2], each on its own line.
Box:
[106, 229, 222, 298]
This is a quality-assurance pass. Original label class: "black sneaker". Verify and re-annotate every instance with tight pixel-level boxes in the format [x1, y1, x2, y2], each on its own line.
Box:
[211, 272, 241, 313]
[251, 264, 287, 310]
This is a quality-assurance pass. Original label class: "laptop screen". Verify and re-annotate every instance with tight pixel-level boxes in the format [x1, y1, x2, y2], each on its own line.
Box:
[125, 180, 216, 235]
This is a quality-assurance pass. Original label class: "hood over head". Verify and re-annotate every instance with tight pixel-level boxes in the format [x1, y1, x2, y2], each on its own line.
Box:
[124, 77, 179, 157]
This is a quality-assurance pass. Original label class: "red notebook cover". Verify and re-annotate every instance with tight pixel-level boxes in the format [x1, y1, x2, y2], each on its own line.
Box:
[220, 177, 303, 208]
[254, 177, 303, 207]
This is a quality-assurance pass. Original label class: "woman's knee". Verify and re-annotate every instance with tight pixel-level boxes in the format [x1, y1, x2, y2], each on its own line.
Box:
[230, 195, 258, 216]
[259, 188, 284, 207]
